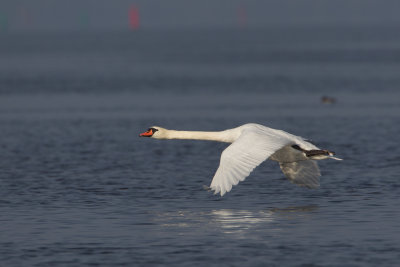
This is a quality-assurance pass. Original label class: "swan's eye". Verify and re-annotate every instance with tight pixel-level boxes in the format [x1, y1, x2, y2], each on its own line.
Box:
[149, 128, 158, 133]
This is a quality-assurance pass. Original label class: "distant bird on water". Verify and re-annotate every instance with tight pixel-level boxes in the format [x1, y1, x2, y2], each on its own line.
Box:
[321, 96, 337, 104]
[139, 123, 341, 196]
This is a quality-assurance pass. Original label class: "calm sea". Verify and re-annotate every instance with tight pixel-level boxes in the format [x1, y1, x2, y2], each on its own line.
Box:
[1, 27, 400, 266]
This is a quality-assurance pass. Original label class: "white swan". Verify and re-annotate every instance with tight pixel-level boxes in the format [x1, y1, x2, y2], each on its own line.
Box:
[139, 123, 341, 196]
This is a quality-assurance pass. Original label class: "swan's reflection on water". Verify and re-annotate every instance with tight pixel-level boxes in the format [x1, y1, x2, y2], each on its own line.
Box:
[210, 205, 318, 235]
[154, 205, 318, 237]
[210, 209, 274, 235]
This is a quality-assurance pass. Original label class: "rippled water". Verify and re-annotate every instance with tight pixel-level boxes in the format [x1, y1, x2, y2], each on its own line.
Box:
[1, 28, 400, 266]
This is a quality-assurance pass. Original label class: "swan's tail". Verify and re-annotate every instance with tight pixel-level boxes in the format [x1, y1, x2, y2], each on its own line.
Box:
[305, 149, 343, 161]
[329, 155, 343, 161]
[326, 150, 343, 160]
[292, 145, 342, 161]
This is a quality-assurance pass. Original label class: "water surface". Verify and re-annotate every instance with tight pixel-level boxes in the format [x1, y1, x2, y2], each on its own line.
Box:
[1, 28, 400, 266]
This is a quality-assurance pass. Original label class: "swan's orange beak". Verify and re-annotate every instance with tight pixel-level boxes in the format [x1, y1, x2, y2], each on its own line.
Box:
[139, 129, 154, 137]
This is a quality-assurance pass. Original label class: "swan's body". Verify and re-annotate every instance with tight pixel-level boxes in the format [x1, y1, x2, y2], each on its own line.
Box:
[140, 123, 341, 196]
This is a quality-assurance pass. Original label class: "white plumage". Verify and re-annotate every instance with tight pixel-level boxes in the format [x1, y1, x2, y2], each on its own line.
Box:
[140, 123, 341, 196]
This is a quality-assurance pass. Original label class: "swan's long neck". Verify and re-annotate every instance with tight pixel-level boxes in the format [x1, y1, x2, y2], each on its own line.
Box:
[163, 129, 235, 143]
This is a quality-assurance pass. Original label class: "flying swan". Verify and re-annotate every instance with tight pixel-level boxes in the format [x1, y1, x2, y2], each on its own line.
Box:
[139, 123, 341, 196]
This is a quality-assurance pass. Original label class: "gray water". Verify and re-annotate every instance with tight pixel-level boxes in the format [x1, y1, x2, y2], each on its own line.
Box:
[1, 27, 400, 266]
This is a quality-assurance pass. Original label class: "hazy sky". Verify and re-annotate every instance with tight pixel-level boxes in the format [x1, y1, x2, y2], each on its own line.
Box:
[0, 0, 399, 31]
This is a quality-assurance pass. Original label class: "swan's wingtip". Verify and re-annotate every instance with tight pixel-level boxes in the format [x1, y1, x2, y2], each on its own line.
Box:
[206, 185, 226, 197]
[203, 185, 212, 191]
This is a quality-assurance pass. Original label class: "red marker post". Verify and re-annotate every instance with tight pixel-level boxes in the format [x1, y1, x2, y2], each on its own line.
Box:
[237, 5, 247, 29]
[129, 5, 140, 30]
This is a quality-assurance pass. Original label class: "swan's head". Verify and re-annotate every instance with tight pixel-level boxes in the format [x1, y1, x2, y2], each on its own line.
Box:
[139, 126, 167, 139]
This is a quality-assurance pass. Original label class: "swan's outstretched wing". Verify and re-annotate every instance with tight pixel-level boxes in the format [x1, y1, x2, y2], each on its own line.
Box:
[210, 129, 293, 196]
[279, 160, 320, 188]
